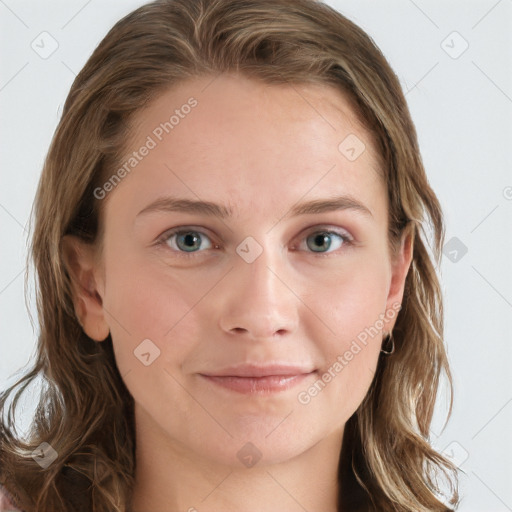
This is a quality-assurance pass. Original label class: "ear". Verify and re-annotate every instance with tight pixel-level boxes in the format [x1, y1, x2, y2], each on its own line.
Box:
[61, 235, 110, 342]
[384, 223, 414, 331]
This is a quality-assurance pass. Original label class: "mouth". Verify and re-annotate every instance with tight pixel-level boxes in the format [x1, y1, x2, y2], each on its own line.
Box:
[198, 364, 317, 394]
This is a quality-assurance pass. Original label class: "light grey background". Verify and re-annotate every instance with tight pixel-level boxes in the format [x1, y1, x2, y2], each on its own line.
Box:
[1, 1, 511, 510]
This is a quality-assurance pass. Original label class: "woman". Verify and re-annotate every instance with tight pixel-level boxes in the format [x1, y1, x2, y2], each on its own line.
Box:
[0, 0, 460, 510]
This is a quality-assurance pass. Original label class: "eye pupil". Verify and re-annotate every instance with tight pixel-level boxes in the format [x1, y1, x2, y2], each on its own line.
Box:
[178, 232, 201, 251]
[307, 232, 332, 252]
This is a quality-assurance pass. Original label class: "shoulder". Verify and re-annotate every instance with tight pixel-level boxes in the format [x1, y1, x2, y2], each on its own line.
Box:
[0, 484, 24, 512]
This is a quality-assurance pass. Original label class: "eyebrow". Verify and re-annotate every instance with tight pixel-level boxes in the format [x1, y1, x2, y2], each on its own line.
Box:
[136, 194, 373, 219]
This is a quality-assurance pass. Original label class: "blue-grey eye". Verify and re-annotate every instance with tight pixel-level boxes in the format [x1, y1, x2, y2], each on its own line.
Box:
[305, 231, 347, 253]
[166, 230, 213, 252]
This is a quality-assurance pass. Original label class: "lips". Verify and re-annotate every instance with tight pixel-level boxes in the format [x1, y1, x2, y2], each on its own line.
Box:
[201, 363, 315, 378]
[198, 364, 316, 394]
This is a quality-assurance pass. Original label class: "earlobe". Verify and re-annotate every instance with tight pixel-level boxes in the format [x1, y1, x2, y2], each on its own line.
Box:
[61, 235, 110, 342]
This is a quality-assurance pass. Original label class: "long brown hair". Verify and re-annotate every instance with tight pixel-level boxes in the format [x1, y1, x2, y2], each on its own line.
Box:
[0, 0, 459, 510]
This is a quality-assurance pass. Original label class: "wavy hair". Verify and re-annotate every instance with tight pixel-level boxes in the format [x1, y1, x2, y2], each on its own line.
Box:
[0, 0, 459, 510]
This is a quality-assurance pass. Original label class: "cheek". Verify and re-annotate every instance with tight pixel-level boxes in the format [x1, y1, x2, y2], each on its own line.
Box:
[101, 253, 211, 377]
[302, 258, 388, 416]
[311, 252, 389, 338]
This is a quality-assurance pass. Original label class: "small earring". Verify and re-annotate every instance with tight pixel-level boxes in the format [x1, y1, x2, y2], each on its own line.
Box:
[381, 331, 395, 355]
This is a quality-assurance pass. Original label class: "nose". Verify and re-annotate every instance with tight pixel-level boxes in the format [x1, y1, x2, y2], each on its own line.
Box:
[216, 243, 299, 341]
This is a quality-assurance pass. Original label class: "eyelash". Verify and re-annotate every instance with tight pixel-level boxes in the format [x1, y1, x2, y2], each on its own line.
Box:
[155, 225, 354, 259]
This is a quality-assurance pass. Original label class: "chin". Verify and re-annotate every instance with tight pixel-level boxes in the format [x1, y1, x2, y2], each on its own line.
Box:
[187, 420, 322, 468]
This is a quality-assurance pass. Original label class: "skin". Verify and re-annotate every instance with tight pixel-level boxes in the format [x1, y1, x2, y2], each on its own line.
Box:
[62, 73, 413, 512]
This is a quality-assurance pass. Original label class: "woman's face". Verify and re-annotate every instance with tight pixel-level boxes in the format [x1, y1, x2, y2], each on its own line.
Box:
[80, 73, 412, 467]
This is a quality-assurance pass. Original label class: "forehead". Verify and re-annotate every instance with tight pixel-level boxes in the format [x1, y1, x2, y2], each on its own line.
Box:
[126, 73, 380, 159]
[107, 73, 385, 222]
